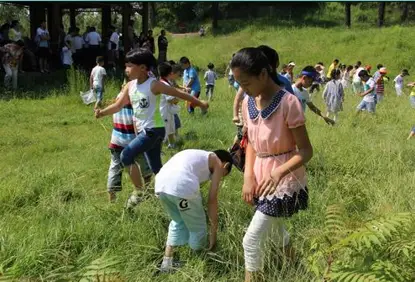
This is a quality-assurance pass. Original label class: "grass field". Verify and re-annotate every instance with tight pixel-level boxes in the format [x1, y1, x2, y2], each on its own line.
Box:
[1, 24, 415, 281]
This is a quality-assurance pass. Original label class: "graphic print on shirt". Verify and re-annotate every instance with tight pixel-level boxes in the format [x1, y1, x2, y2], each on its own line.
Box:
[179, 199, 190, 211]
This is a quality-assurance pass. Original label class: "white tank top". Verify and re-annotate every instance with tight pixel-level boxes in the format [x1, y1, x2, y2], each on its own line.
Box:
[128, 77, 164, 130]
[155, 149, 212, 199]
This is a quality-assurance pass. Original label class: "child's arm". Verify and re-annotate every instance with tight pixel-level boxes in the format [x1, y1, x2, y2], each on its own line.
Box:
[233, 87, 245, 123]
[206, 154, 224, 250]
[204, 71, 208, 81]
[95, 83, 129, 118]
[306, 102, 335, 125]
[151, 81, 208, 109]
[359, 86, 375, 97]
[89, 73, 93, 89]
[256, 125, 313, 197]
[243, 141, 257, 205]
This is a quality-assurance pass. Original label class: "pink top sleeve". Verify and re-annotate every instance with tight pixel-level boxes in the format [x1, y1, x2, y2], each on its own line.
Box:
[283, 94, 306, 129]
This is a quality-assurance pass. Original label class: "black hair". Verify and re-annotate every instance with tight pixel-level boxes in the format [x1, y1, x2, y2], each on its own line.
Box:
[346, 65, 354, 71]
[256, 45, 282, 85]
[207, 63, 214, 69]
[168, 60, 176, 65]
[330, 68, 341, 80]
[213, 150, 233, 174]
[15, 40, 24, 47]
[90, 27, 96, 32]
[96, 56, 104, 64]
[377, 64, 383, 70]
[158, 62, 172, 78]
[180, 56, 190, 64]
[358, 70, 369, 78]
[333, 59, 339, 63]
[172, 64, 182, 74]
[317, 62, 324, 66]
[356, 61, 362, 66]
[354, 64, 359, 69]
[230, 47, 271, 77]
[125, 48, 157, 70]
[11, 20, 19, 27]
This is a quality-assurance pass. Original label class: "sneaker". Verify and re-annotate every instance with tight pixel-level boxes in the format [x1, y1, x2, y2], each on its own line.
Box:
[167, 144, 175, 149]
[125, 193, 144, 211]
[155, 260, 182, 275]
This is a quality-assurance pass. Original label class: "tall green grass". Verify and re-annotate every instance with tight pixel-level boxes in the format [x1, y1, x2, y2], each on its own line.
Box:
[1, 24, 415, 281]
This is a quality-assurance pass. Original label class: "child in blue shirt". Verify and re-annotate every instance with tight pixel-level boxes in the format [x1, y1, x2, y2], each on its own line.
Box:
[180, 56, 201, 114]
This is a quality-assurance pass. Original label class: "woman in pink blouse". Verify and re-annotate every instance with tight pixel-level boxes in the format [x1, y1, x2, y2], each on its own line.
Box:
[231, 47, 313, 282]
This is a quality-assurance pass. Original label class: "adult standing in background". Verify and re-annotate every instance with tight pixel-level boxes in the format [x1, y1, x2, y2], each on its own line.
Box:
[9, 20, 24, 73]
[72, 28, 85, 69]
[107, 25, 120, 70]
[147, 30, 155, 54]
[36, 20, 50, 73]
[157, 30, 168, 63]
[85, 26, 101, 71]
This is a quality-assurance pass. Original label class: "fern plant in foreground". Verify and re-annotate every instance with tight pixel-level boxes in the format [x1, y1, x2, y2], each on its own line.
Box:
[307, 205, 415, 282]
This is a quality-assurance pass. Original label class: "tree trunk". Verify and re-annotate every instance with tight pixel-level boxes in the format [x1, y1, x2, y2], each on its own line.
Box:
[345, 2, 351, 28]
[150, 2, 156, 28]
[401, 2, 409, 23]
[212, 2, 219, 29]
[378, 2, 386, 27]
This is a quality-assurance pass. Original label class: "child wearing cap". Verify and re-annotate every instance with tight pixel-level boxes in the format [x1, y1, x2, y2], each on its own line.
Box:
[373, 67, 388, 103]
[356, 70, 376, 113]
[394, 69, 410, 97]
[292, 66, 335, 125]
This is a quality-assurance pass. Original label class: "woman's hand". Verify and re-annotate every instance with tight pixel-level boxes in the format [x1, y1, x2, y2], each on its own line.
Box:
[256, 169, 282, 198]
[242, 175, 257, 205]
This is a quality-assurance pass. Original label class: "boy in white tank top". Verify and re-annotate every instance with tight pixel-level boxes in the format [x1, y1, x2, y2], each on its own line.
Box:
[95, 49, 209, 210]
[154, 149, 233, 273]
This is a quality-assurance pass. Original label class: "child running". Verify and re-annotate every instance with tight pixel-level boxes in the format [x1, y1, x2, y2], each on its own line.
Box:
[292, 66, 335, 125]
[107, 79, 153, 203]
[322, 69, 344, 122]
[158, 62, 181, 149]
[394, 69, 410, 96]
[204, 63, 218, 101]
[95, 48, 209, 209]
[356, 70, 376, 113]
[231, 47, 313, 282]
[155, 149, 233, 272]
[341, 65, 353, 89]
[373, 67, 387, 103]
[90, 56, 107, 109]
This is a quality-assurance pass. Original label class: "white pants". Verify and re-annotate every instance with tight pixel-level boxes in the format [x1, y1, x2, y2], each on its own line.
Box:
[243, 211, 290, 272]
[3, 64, 18, 90]
[395, 86, 403, 96]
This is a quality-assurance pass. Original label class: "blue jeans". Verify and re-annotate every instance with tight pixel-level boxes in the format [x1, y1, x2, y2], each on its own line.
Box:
[120, 127, 166, 174]
[94, 86, 103, 102]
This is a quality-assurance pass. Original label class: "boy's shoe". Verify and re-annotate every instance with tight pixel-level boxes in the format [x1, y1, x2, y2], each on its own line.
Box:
[155, 260, 183, 275]
[167, 144, 175, 149]
[125, 191, 145, 211]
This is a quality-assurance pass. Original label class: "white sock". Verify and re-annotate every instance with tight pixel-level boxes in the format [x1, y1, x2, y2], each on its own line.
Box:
[161, 256, 173, 270]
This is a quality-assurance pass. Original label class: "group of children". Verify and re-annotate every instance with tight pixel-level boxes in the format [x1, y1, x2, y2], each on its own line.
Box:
[89, 42, 414, 281]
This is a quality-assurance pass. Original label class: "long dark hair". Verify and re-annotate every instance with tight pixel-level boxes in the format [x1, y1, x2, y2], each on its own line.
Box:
[256, 45, 283, 86]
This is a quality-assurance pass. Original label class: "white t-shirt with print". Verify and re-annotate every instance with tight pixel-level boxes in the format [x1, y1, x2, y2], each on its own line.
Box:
[108, 32, 120, 50]
[155, 149, 212, 199]
[363, 78, 376, 103]
[292, 84, 310, 112]
[62, 47, 72, 65]
[86, 32, 101, 46]
[91, 65, 106, 88]
[394, 75, 403, 89]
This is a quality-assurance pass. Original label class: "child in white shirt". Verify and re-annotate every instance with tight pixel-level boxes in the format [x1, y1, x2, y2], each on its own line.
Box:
[61, 40, 73, 69]
[204, 63, 218, 101]
[90, 56, 107, 109]
[158, 62, 181, 149]
[155, 149, 233, 273]
[394, 69, 410, 96]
